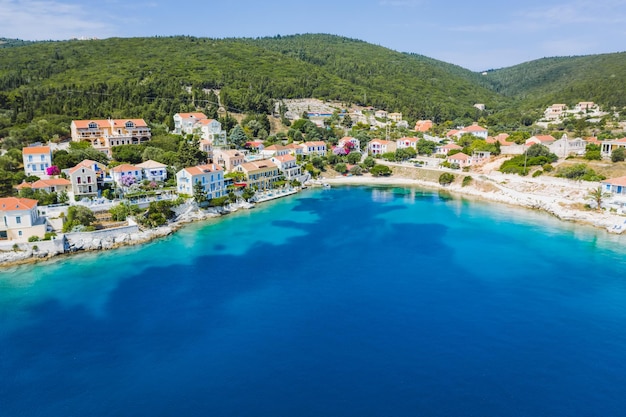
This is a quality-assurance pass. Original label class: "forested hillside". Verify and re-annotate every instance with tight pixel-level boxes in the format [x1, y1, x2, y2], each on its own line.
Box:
[0, 34, 625, 136]
[247, 34, 504, 121]
[478, 53, 626, 109]
[0, 35, 505, 131]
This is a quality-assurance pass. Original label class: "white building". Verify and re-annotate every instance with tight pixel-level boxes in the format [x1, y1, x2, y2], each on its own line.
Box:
[271, 154, 301, 180]
[136, 160, 168, 182]
[299, 141, 327, 157]
[22, 145, 52, 177]
[173, 112, 226, 145]
[176, 164, 225, 199]
[111, 164, 143, 187]
[0, 197, 46, 242]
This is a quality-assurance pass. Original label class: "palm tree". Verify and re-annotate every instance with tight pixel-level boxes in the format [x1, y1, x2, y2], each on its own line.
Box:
[587, 186, 611, 211]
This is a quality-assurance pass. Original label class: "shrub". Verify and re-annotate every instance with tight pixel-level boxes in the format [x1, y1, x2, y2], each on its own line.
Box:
[462, 176, 473, 187]
[439, 173, 455, 186]
[555, 163, 606, 181]
[370, 164, 392, 177]
[28, 236, 40, 242]
[334, 163, 347, 174]
[611, 147, 625, 162]
[32, 245, 39, 251]
[532, 170, 543, 177]
[43, 232, 57, 240]
[543, 163, 554, 172]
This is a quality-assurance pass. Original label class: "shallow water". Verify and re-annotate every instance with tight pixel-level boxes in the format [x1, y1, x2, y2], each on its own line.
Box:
[2, 186, 626, 416]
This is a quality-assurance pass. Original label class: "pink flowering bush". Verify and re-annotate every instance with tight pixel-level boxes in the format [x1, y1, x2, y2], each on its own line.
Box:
[46, 165, 61, 176]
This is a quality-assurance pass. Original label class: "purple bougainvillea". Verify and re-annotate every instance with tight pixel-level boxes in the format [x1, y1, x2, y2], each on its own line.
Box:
[121, 175, 136, 187]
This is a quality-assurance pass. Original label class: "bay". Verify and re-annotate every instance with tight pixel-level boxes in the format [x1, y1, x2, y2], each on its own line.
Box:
[1, 186, 626, 417]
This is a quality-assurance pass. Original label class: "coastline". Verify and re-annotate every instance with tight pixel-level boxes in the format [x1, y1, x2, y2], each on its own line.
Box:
[324, 167, 626, 233]
[2, 169, 625, 269]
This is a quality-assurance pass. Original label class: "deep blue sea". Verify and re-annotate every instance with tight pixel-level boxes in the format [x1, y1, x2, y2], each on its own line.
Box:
[2, 186, 626, 417]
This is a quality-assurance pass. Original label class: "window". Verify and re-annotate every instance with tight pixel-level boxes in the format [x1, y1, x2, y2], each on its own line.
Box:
[88, 122, 97, 129]
[28, 155, 33, 162]
[77, 177, 81, 184]
[18, 231, 22, 236]
[125, 121, 134, 128]
[16, 216, 21, 224]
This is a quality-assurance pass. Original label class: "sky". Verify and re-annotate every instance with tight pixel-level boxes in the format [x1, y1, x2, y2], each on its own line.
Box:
[1, 0, 625, 71]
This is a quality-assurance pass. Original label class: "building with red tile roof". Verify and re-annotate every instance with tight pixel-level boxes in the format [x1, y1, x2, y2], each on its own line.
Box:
[70, 119, 151, 157]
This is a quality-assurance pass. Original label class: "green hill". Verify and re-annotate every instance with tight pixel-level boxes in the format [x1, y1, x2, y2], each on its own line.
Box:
[478, 53, 626, 109]
[0, 35, 505, 127]
[0, 34, 624, 132]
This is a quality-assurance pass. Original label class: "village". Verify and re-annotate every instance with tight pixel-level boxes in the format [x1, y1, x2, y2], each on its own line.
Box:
[2, 99, 626, 265]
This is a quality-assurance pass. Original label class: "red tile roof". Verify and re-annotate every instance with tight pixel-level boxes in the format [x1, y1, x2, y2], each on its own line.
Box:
[0, 197, 38, 211]
[22, 146, 51, 154]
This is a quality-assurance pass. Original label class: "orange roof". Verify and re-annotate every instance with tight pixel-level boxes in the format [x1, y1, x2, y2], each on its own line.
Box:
[183, 164, 224, 176]
[448, 152, 470, 160]
[613, 137, 626, 143]
[22, 146, 51, 154]
[265, 144, 287, 151]
[302, 141, 326, 147]
[111, 164, 139, 173]
[73, 119, 148, 129]
[238, 160, 277, 172]
[369, 139, 393, 145]
[176, 112, 207, 120]
[273, 154, 296, 163]
[31, 178, 71, 188]
[603, 176, 626, 187]
[196, 118, 216, 125]
[442, 143, 462, 149]
[0, 197, 38, 211]
[463, 124, 487, 132]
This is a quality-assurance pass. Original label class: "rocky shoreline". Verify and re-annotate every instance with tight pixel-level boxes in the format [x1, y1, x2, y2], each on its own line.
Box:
[2, 173, 624, 269]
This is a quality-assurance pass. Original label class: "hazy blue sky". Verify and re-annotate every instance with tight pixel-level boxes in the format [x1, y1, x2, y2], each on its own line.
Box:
[2, 0, 625, 71]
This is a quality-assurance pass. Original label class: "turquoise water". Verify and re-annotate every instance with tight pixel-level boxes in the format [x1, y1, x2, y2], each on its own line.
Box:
[2, 186, 626, 416]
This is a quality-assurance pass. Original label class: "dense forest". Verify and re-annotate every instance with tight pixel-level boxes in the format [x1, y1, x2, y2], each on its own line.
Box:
[0, 34, 625, 138]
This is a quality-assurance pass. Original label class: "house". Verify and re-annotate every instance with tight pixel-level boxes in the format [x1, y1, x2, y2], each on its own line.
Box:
[602, 176, 626, 196]
[388, 112, 403, 122]
[436, 143, 462, 155]
[574, 102, 597, 112]
[474, 103, 486, 111]
[199, 139, 213, 161]
[214, 149, 245, 172]
[368, 139, 396, 155]
[22, 145, 52, 177]
[15, 178, 71, 194]
[284, 143, 304, 156]
[447, 152, 472, 168]
[337, 137, 361, 153]
[414, 120, 433, 132]
[173, 112, 208, 135]
[526, 135, 556, 146]
[68, 162, 99, 200]
[196, 118, 227, 145]
[457, 123, 488, 139]
[300, 141, 327, 157]
[544, 104, 568, 120]
[111, 164, 143, 187]
[245, 141, 265, 152]
[396, 137, 418, 150]
[0, 197, 46, 242]
[176, 163, 225, 199]
[548, 136, 587, 157]
[601, 138, 626, 158]
[261, 144, 290, 159]
[70, 119, 151, 157]
[270, 154, 301, 180]
[136, 160, 168, 182]
[235, 160, 281, 190]
[486, 133, 514, 146]
[374, 110, 388, 119]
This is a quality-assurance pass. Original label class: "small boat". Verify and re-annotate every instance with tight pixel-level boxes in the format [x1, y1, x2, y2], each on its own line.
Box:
[322, 183, 331, 189]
